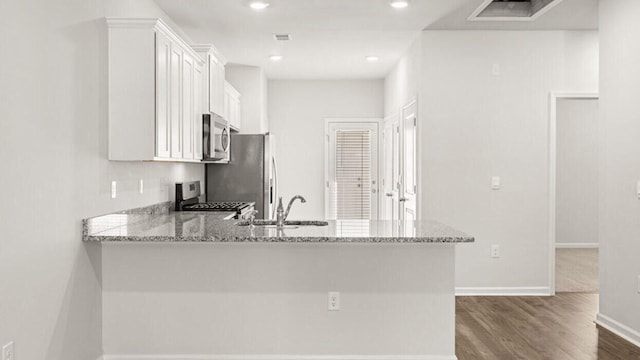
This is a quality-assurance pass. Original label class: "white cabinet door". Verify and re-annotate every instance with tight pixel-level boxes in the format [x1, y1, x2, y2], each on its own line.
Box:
[209, 54, 225, 117]
[223, 85, 230, 124]
[217, 59, 226, 117]
[224, 81, 241, 131]
[193, 61, 204, 160]
[182, 53, 194, 160]
[233, 93, 241, 130]
[155, 32, 171, 159]
[170, 46, 183, 159]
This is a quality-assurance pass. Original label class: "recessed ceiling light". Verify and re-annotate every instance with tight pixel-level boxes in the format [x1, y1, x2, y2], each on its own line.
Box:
[390, 0, 409, 9]
[249, 1, 270, 10]
[270, 55, 283, 61]
[366, 56, 380, 62]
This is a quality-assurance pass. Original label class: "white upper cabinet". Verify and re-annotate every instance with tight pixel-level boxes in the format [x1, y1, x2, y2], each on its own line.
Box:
[193, 61, 204, 160]
[210, 54, 226, 117]
[155, 30, 172, 159]
[225, 81, 241, 131]
[169, 44, 184, 160]
[192, 45, 228, 120]
[107, 18, 205, 162]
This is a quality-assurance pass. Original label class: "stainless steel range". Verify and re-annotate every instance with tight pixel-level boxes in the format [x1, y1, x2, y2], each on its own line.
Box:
[176, 181, 255, 220]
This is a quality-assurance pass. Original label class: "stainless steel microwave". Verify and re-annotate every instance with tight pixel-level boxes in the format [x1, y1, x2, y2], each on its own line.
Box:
[203, 113, 230, 162]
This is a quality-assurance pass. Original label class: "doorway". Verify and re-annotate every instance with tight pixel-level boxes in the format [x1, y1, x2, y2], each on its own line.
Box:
[325, 119, 380, 220]
[381, 98, 419, 221]
[382, 113, 400, 220]
[549, 93, 599, 294]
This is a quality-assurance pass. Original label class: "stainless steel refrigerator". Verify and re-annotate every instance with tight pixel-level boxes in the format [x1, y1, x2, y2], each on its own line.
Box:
[206, 134, 278, 220]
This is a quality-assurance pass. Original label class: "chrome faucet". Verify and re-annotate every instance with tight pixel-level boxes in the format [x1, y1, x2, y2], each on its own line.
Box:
[276, 195, 307, 227]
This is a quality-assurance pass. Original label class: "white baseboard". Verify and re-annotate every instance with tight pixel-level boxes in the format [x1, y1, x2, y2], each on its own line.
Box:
[455, 287, 552, 296]
[102, 355, 456, 360]
[555, 243, 599, 249]
[595, 313, 640, 348]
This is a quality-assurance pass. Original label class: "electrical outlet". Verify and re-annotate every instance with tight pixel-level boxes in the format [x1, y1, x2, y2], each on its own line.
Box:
[111, 181, 117, 199]
[491, 245, 500, 258]
[328, 292, 340, 311]
[3, 341, 15, 360]
[139, 179, 144, 195]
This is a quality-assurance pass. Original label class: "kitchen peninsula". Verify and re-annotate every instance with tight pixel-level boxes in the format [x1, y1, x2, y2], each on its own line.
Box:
[85, 203, 473, 360]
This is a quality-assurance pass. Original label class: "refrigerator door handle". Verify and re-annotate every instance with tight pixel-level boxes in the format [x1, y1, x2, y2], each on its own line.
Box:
[272, 156, 278, 220]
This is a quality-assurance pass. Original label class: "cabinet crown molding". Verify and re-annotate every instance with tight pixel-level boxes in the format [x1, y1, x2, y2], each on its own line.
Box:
[105, 17, 163, 28]
[106, 18, 204, 64]
[192, 44, 228, 65]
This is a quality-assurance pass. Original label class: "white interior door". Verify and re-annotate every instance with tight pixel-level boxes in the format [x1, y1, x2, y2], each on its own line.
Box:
[326, 120, 380, 220]
[400, 100, 418, 221]
[382, 114, 401, 220]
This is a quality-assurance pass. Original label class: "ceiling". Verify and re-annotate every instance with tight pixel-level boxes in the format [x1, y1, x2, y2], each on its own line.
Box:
[154, 0, 598, 79]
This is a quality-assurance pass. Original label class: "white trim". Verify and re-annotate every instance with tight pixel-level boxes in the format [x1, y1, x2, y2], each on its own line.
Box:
[548, 92, 599, 296]
[400, 97, 420, 221]
[105, 18, 204, 64]
[324, 118, 383, 221]
[555, 242, 599, 249]
[468, 0, 565, 22]
[455, 287, 552, 296]
[596, 313, 640, 349]
[102, 355, 456, 360]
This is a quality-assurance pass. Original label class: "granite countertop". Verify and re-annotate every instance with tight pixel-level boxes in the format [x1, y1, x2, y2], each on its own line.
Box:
[82, 203, 474, 243]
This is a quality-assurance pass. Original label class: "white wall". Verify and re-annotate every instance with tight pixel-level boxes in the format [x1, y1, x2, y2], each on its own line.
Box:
[383, 30, 598, 292]
[384, 36, 421, 117]
[597, 0, 640, 344]
[268, 80, 385, 220]
[556, 98, 599, 246]
[0, 1, 203, 359]
[226, 65, 269, 134]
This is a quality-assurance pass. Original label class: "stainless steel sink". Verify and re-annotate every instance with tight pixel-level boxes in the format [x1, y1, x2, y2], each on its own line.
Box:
[236, 220, 329, 227]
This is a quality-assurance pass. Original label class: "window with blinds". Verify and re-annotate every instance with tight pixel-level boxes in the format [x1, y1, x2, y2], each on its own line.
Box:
[331, 129, 372, 220]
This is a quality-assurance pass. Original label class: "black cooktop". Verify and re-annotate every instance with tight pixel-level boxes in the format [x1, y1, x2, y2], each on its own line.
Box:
[182, 202, 250, 212]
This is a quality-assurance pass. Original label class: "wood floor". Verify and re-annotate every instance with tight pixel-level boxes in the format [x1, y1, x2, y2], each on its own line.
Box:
[556, 248, 599, 293]
[456, 293, 640, 359]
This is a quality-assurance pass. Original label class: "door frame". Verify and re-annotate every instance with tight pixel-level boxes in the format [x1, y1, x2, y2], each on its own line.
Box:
[400, 98, 419, 221]
[324, 118, 383, 220]
[548, 92, 599, 295]
[382, 112, 400, 220]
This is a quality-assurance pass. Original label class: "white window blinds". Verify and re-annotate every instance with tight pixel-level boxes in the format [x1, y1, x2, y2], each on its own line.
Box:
[331, 129, 372, 220]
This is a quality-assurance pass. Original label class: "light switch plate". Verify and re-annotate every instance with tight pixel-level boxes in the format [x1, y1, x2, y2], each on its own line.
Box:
[3, 341, 15, 360]
[139, 179, 144, 195]
[491, 176, 501, 190]
[111, 181, 117, 199]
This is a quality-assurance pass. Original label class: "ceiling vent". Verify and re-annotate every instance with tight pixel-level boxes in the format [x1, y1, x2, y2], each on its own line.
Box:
[468, 0, 564, 21]
[274, 34, 291, 41]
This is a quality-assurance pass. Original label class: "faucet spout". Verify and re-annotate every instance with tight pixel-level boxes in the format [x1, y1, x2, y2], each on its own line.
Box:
[284, 195, 306, 221]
